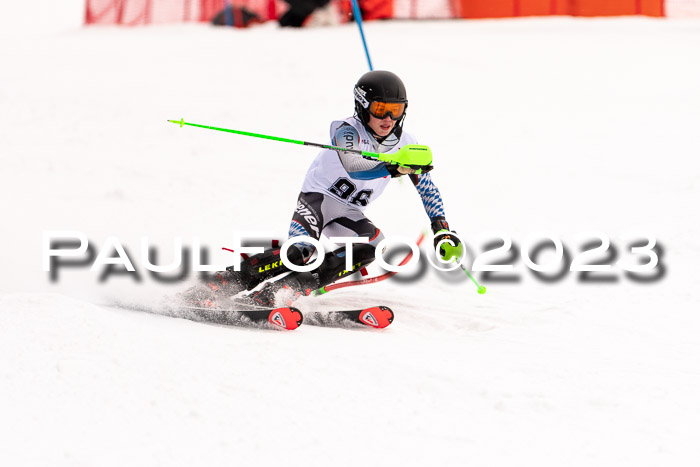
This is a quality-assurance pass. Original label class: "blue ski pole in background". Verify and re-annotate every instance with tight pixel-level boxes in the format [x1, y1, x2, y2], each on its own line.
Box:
[223, 0, 234, 26]
[350, 0, 373, 70]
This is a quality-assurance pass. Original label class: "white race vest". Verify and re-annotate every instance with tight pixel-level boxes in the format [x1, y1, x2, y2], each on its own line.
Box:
[300, 117, 418, 210]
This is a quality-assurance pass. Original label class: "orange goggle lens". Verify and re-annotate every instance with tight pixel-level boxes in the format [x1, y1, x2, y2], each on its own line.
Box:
[368, 101, 406, 120]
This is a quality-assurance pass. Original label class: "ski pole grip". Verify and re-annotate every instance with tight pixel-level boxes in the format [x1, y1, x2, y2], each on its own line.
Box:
[374, 153, 394, 163]
[362, 145, 433, 167]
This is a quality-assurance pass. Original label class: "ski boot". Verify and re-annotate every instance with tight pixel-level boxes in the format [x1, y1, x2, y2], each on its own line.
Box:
[179, 242, 310, 308]
[237, 243, 378, 307]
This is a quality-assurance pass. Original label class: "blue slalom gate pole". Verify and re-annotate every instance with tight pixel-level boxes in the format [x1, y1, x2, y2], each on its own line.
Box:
[350, 0, 373, 70]
[224, 0, 234, 26]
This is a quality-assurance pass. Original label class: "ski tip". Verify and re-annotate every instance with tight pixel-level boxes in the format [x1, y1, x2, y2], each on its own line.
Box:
[268, 307, 303, 330]
[359, 306, 394, 329]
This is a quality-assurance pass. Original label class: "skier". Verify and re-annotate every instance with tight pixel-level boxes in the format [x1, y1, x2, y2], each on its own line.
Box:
[185, 70, 462, 308]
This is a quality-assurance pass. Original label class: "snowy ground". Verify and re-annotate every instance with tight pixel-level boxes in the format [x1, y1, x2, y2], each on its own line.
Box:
[1, 17, 700, 466]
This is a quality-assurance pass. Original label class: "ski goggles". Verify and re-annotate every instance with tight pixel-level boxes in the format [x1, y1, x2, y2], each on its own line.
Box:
[368, 101, 406, 120]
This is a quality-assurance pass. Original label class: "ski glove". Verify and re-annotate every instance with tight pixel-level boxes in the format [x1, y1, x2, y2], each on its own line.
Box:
[386, 163, 433, 177]
[431, 219, 463, 263]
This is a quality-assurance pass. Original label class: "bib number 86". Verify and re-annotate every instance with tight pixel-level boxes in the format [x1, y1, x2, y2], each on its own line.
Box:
[329, 177, 373, 207]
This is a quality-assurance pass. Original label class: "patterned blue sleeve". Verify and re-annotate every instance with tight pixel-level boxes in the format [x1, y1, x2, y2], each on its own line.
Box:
[410, 173, 446, 221]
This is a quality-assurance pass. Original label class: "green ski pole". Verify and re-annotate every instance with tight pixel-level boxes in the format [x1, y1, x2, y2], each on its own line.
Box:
[460, 263, 486, 294]
[168, 118, 433, 172]
[427, 228, 486, 295]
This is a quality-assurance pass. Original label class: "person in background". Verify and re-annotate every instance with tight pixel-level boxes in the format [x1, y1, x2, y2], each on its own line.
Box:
[279, 0, 331, 27]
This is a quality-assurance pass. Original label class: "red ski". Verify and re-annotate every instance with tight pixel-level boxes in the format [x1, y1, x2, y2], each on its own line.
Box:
[260, 307, 304, 330]
[304, 306, 394, 329]
[334, 306, 394, 328]
[177, 305, 303, 330]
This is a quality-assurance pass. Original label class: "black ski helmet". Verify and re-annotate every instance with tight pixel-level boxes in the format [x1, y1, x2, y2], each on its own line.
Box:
[353, 70, 408, 138]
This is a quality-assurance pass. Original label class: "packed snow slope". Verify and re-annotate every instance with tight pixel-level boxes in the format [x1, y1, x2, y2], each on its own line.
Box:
[2, 17, 700, 466]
